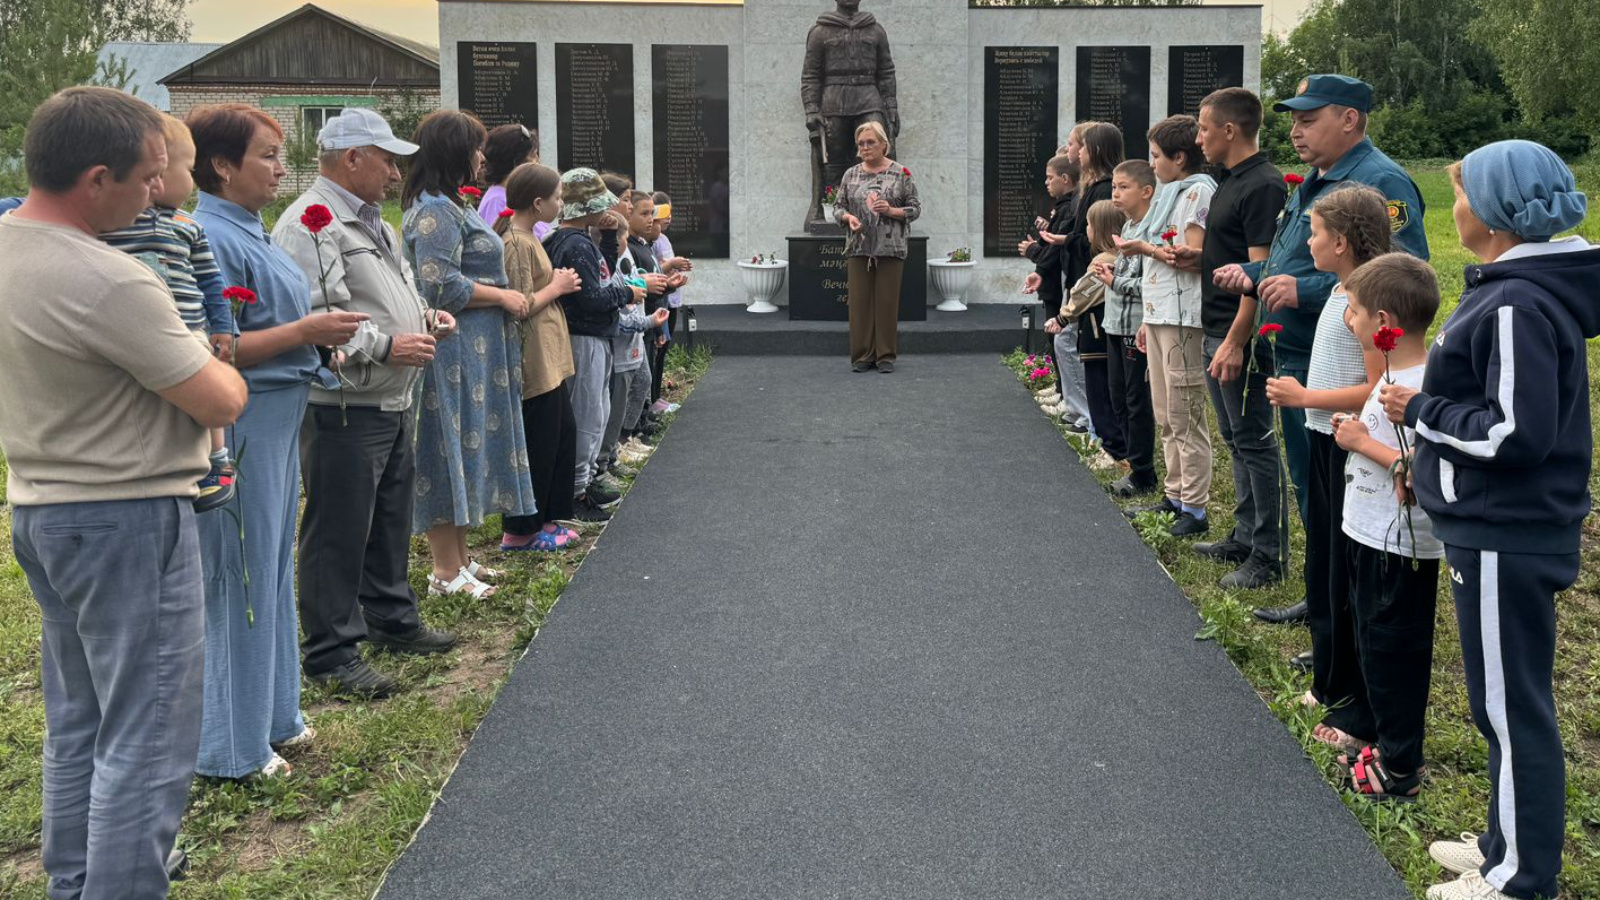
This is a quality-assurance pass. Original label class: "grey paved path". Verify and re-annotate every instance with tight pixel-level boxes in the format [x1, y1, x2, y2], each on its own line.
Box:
[376, 354, 1409, 900]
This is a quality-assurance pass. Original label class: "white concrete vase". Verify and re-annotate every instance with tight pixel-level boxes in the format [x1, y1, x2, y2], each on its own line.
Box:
[736, 260, 788, 314]
[928, 259, 976, 312]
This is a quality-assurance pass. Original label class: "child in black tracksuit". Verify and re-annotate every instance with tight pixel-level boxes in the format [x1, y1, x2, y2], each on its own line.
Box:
[1397, 143, 1596, 900]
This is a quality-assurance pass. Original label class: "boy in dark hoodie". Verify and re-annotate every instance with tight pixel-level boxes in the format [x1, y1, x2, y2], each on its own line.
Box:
[545, 168, 645, 520]
[1022, 154, 1084, 428]
[1379, 141, 1596, 900]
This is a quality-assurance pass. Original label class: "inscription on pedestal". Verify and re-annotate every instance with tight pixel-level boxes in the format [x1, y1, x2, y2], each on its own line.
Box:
[1167, 46, 1245, 116]
[458, 42, 538, 129]
[652, 45, 730, 259]
[788, 236, 927, 322]
[1075, 46, 1150, 161]
[983, 47, 1059, 259]
[557, 43, 634, 178]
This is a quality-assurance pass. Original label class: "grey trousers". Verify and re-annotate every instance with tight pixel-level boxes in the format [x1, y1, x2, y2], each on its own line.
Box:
[599, 369, 630, 473]
[570, 334, 613, 494]
[12, 497, 204, 900]
[1203, 334, 1283, 561]
[623, 353, 652, 432]
[297, 404, 423, 677]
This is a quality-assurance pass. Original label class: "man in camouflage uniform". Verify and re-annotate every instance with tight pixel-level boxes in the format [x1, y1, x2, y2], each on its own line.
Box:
[802, 0, 899, 191]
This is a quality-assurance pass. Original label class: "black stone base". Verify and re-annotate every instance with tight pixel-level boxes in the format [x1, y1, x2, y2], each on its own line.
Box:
[786, 235, 927, 322]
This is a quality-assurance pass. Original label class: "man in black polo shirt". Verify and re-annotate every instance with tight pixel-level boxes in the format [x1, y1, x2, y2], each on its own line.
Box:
[1188, 87, 1288, 590]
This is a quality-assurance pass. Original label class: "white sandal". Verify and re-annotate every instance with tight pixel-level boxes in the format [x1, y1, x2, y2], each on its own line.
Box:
[257, 753, 293, 779]
[429, 568, 497, 598]
[464, 559, 502, 583]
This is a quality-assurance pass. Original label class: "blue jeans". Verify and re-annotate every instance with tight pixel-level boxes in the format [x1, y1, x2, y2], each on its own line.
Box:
[13, 497, 205, 900]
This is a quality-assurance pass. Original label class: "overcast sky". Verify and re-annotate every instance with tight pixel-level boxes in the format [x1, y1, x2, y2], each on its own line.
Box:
[188, 0, 1317, 44]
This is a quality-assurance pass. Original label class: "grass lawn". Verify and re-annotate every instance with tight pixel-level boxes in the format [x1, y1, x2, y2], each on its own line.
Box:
[1007, 161, 1600, 899]
[0, 346, 711, 899]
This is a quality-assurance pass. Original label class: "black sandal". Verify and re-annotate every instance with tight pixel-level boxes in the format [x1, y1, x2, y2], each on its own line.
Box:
[1348, 746, 1422, 803]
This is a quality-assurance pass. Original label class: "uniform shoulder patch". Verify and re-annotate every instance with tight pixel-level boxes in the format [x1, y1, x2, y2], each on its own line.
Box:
[1386, 200, 1409, 232]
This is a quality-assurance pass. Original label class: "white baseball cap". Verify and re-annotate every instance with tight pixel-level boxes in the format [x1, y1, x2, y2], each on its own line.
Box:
[317, 107, 419, 156]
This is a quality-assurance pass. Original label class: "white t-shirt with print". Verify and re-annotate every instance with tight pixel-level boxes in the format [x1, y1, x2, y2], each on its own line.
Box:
[1342, 363, 1444, 559]
[1142, 180, 1214, 328]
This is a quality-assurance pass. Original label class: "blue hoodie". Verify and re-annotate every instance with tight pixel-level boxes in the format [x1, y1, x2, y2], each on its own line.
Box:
[1405, 237, 1600, 553]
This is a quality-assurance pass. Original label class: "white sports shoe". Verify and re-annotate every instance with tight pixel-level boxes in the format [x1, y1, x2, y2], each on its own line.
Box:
[1425, 871, 1536, 900]
[1430, 832, 1487, 876]
[272, 723, 315, 752]
[257, 753, 293, 779]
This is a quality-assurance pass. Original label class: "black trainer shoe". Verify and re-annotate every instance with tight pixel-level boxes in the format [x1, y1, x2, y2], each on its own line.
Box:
[1254, 599, 1309, 624]
[167, 848, 189, 881]
[365, 623, 458, 656]
[1123, 496, 1179, 519]
[586, 478, 622, 506]
[571, 493, 613, 522]
[1219, 553, 1285, 590]
[1194, 538, 1252, 564]
[877, 360, 895, 374]
[309, 658, 399, 699]
[1169, 512, 1210, 537]
[1290, 650, 1314, 673]
[1110, 474, 1158, 498]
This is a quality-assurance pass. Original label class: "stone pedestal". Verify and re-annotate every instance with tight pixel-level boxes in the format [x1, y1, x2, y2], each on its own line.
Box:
[787, 235, 927, 322]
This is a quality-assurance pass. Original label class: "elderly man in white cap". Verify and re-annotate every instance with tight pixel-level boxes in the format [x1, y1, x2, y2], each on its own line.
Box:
[273, 107, 458, 699]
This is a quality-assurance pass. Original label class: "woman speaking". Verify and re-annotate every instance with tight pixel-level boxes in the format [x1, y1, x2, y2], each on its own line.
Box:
[832, 121, 920, 373]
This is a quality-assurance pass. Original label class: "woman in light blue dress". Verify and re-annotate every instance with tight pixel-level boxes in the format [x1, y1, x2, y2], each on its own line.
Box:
[187, 104, 365, 778]
[401, 110, 537, 599]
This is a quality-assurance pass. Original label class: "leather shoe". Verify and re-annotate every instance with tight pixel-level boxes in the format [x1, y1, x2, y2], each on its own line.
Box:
[1169, 512, 1210, 537]
[1194, 538, 1251, 564]
[365, 623, 458, 656]
[1254, 599, 1308, 624]
[1290, 650, 1313, 673]
[309, 658, 400, 699]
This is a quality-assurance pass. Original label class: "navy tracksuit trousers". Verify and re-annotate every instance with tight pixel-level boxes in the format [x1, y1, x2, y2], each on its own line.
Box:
[1448, 545, 1579, 900]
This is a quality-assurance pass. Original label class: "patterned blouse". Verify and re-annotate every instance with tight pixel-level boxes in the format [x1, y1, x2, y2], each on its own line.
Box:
[831, 160, 921, 260]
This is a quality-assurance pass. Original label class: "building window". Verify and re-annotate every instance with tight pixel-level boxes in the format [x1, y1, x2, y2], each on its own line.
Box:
[301, 106, 344, 135]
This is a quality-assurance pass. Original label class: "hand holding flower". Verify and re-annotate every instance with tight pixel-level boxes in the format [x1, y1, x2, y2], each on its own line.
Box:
[1212, 263, 1254, 295]
[1378, 382, 1419, 424]
[1043, 317, 1062, 335]
[1331, 412, 1370, 453]
[209, 333, 235, 361]
[1265, 374, 1307, 408]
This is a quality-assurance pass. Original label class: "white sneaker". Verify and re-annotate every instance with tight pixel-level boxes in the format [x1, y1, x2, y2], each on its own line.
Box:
[257, 753, 293, 779]
[1425, 871, 1529, 900]
[1430, 833, 1486, 876]
[272, 723, 315, 752]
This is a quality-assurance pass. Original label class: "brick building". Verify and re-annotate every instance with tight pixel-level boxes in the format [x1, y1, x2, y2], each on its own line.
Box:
[160, 3, 440, 190]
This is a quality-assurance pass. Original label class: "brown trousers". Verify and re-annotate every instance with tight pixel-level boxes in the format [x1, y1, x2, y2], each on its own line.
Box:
[846, 256, 903, 364]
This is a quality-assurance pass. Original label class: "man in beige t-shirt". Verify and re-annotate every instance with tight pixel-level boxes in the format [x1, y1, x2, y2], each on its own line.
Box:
[0, 87, 246, 900]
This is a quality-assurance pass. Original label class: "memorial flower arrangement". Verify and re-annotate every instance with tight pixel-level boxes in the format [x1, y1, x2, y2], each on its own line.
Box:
[747, 253, 779, 265]
[946, 247, 972, 263]
[821, 184, 839, 207]
[300, 203, 348, 425]
[1021, 353, 1055, 391]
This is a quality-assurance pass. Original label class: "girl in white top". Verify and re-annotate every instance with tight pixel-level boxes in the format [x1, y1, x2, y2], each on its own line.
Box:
[1263, 183, 1393, 731]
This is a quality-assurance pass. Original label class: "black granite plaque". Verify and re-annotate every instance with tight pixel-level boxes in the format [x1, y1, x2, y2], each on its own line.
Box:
[652, 45, 730, 259]
[787, 236, 927, 322]
[1167, 45, 1245, 116]
[457, 42, 538, 130]
[1075, 46, 1150, 161]
[557, 43, 634, 178]
[983, 47, 1059, 259]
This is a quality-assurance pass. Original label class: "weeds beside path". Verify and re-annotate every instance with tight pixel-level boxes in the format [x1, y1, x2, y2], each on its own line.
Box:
[0, 345, 712, 900]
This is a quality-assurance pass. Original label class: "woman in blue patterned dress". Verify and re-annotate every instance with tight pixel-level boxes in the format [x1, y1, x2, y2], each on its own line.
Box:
[401, 110, 537, 599]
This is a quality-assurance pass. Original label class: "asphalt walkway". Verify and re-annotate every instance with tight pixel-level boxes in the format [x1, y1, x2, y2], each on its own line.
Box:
[375, 354, 1409, 900]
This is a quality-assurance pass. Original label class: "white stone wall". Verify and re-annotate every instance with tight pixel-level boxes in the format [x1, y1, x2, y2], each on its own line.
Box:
[440, 0, 1259, 306]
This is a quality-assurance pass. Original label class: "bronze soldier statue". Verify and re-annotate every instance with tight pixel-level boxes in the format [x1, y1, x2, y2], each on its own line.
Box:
[802, 0, 898, 226]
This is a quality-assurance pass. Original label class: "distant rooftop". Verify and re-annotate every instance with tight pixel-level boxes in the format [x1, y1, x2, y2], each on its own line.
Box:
[97, 41, 224, 111]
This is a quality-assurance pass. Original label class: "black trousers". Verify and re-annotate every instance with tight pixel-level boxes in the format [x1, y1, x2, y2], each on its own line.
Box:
[651, 310, 676, 405]
[1326, 540, 1438, 775]
[1448, 544, 1579, 900]
[1106, 333, 1156, 486]
[1305, 431, 1356, 709]
[504, 380, 578, 535]
[297, 404, 422, 676]
[1083, 358, 1126, 460]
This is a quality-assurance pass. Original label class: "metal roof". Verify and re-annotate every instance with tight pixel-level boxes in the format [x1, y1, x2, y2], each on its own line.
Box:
[96, 41, 225, 111]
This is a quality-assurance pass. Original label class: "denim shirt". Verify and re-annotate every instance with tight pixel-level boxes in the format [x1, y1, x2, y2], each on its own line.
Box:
[194, 193, 327, 394]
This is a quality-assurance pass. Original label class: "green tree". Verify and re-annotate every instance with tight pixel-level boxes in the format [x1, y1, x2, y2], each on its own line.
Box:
[1474, 0, 1600, 142]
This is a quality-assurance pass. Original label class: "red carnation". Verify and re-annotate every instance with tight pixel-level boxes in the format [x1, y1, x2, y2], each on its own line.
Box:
[300, 204, 333, 234]
[498, 208, 514, 219]
[1373, 326, 1404, 353]
[1258, 323, 1284, 337]
[1284, 172, 1306, 186]
[902, 166, 911, 177]
[222, 286, 257, 305]
[1161, 228, 1179, 244]
[459, 186, 483, 201]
